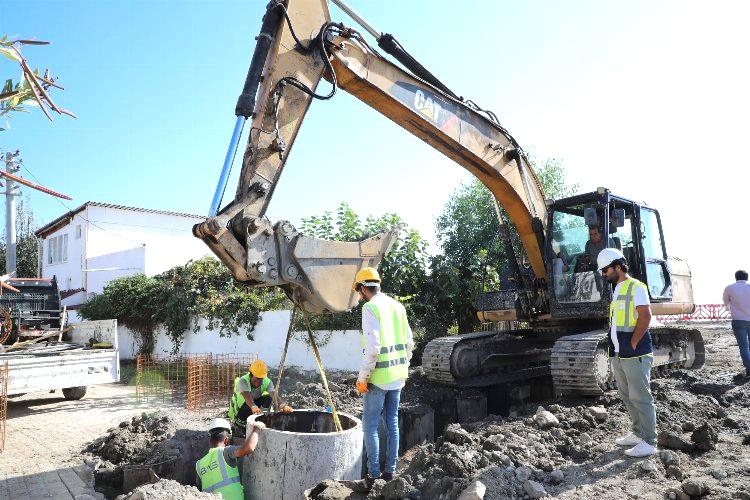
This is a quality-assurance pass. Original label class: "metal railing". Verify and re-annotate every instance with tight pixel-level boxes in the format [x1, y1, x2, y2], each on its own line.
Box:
[656, 304, 730, 322]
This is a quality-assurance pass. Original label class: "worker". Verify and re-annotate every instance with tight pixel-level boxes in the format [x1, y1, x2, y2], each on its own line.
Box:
[195, 417, 265, 498]
[228, 359, 292, 432]
[722, 269, 750, 378]
[584, 226, 615, 270]
[352, 267, 414, 482]
[597, 248, 657, 457]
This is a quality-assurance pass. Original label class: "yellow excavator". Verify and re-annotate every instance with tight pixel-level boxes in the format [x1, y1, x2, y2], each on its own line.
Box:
[193, 0, 704, 395]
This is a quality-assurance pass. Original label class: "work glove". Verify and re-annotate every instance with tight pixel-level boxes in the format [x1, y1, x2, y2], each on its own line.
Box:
[281, 405, 293, 414]
[252, 421, 266, 430]
[356, 380, 369, 394]
[251, 405, 261, 414]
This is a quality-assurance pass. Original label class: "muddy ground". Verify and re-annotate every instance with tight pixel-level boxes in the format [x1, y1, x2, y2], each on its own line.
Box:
[85, 322, 750, 499]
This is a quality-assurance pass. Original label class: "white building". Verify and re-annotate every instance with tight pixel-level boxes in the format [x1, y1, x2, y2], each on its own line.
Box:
[35, 202, 211, 320]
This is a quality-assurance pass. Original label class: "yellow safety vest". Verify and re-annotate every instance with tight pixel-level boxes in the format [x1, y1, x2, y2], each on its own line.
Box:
[361, 297, 409, 385]
[195, 447, 243, 500]
[609, 277, 653, 358]
[228, 374, 271, 423]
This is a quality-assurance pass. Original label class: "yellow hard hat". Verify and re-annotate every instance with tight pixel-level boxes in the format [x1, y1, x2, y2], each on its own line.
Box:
[352, 267, 381, 291]
[249, 359, 268, 378]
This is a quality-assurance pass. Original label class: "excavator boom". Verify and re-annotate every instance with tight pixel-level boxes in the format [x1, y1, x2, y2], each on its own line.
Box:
[194, 0, 547, 313]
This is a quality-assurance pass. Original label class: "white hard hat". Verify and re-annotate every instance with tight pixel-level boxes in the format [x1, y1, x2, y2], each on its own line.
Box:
[597, 248, 626, 271]
[208, 418, 232, 434]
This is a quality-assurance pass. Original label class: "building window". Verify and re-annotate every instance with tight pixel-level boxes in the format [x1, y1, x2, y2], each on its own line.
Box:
[47, 234, 68, 265]
[75, 225, 82, 239]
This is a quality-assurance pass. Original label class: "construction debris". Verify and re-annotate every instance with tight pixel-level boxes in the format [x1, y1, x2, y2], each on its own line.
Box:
[114, 479, 219, 499]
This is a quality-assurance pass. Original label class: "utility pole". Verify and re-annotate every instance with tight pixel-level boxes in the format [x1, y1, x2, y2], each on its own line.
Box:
[3, 151, 21, 276]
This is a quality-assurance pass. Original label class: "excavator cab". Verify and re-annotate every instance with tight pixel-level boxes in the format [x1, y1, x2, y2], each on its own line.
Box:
[546, 187, 687, 322]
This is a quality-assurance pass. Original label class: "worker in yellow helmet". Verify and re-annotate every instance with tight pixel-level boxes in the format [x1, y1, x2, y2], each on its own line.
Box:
[352, 266, 414, 483]
[228, 359, 292, 433]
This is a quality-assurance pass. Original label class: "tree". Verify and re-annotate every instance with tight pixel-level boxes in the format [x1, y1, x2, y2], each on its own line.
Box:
[0, 196, 39, 277]
[425, 157, 579, 335]
[1, 36, 74, 130]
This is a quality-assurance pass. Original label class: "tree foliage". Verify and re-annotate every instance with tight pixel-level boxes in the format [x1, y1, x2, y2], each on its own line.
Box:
[0, 196, 39, 277]
[79, 257, 288, 353]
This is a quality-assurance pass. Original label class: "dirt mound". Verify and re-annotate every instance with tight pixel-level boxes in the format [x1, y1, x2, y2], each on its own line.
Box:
[86, 413, 177, 464]
[115, 479, 219, 499]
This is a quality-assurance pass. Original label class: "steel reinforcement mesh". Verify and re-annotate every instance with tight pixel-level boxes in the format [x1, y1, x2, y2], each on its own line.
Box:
[0, 362, 8, 453]
[136, 353, 257, 414]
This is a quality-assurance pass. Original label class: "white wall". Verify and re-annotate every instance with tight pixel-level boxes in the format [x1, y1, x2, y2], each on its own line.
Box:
[118, 310, 363, 372]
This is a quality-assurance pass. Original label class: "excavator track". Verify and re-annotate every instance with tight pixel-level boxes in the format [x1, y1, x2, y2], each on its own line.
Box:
[423, 331, 551, 387]
[551, 326, 706, 396]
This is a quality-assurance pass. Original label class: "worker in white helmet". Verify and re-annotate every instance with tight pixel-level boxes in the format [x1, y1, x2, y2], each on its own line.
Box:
[195, 417, 265, 499]
[597, 248, 657, 458]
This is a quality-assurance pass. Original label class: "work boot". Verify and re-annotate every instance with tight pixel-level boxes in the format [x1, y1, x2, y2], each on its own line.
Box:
[615, 432, 641, 447]
[381, 472, 393, 481]
[365, 475, 380, 488]
[624, 441, 657, 457]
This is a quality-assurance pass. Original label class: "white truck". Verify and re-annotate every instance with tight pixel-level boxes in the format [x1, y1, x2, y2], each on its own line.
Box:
[2, 319, 120, 400]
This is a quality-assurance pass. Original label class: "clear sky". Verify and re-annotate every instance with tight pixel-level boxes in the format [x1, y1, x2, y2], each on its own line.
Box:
[2, 0, 748, 303]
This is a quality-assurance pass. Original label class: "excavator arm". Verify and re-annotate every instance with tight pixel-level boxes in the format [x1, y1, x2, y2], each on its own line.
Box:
[194, 0, 548, 314]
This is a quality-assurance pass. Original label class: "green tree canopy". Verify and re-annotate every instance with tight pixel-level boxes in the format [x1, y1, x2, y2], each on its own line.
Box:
[0, 196, 39, 277]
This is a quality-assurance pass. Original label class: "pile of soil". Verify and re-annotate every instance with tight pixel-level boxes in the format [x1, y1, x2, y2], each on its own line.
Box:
[307, 324, 750, 499]
[86, 413, 177, 464]
[115, 479, 219, 499]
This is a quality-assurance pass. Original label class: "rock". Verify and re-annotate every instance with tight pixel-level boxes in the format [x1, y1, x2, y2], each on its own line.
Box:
[664, 487, 690, 500]
[366, 479, 387, 500]
[548, 404, 562, 412]
[312, 481, 355, 500]
[588, 406, 608, 422]
[681, 479, 710, 497]
[381, 477, 415, 500]
[457, 480, 486, 500]
[640, 460, 657, 473]
[576, 433, 593, 447]
[523, 480, 547, 498]
[483, 435, 506, 452]
[691, 422, 719, 452]
[515, 466, 533, 482]
[340, 480, 370, 494]
[681, 421, 696, 432]
[658, 431, 693, 452]
[666, 465, 684, 481]
[710, 469, 728, 480]
[723, 416, 741, 429]
[550, 428, 565, 439]
[444, 424, 474, 445]
[659, 450, 680, 467]
[533, 407, 559, 429]
[549, 470, 565, 484]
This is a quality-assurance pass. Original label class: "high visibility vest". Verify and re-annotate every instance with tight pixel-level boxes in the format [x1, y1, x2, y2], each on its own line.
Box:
[609, 277, 648, 334]
[195, 447, 243, 500]
[361, 296, 409, 385]
[228, 374, 271, 423]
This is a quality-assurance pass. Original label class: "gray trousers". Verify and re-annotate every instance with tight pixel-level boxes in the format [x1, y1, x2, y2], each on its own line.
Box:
[611, 355, 657, 446]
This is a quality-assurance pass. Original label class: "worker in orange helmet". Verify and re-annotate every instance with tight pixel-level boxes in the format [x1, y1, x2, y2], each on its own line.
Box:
[228, 359, 292, 433]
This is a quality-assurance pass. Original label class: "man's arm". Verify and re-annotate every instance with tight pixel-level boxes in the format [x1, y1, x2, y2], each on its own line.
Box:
[241, 391, 256, 409]
[723, 286, 730, 307]
[236, 422, 265, 458]
[631, 304, 652, 350]
[357, 305, 380, 385]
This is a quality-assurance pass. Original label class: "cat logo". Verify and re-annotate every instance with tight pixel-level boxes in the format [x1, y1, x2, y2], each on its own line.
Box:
[413, 89, 442, 123]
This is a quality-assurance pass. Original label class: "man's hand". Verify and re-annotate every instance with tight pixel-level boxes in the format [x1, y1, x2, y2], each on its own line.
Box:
[251, 405, 261, 414]
[281, 405, 293, 414]
[356, 380, 369, 394]
[631, 338, 639, 351]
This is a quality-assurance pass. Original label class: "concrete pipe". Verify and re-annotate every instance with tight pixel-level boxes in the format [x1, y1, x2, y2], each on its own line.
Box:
[242, 410, 363, 499]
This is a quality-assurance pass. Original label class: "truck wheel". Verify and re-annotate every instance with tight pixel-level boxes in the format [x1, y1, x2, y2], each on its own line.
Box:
[62, 386, 87, 400]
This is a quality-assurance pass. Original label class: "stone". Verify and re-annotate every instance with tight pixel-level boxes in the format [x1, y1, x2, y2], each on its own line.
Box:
[659, 450, 680, 467]
[457, 480, 486, 500]
[313, 481, 355, 500]
[710, 469, 728, 480]
[549, 470, 565, 484]
[444, 424, 474, 446]
[576, 433, 593, 447]
[691, 422, 719, 452]
[588, 406, 608, 422]
[523, 480, 547, 499]
[666, 465, 684, 481]
[533, 407, 559, 429]
[658, 432, 693, 452]
[366, 479, 387, 500]
[381, 477, 415, 500]
[681, 421, 696, 432]
[640, 460, 657, 473]
[515, 466, 533, 482]
[550, 428, 565, 439]
[664, 487, 690, 500]
[681, 479, 709, 497]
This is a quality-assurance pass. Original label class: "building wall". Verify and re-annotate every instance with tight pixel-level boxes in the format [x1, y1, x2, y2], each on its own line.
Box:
[117, 310, 363, 372]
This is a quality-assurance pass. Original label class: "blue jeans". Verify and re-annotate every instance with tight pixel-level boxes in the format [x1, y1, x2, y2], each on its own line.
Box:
[362, 385, 401, 477]
[732, 320, 750, 372]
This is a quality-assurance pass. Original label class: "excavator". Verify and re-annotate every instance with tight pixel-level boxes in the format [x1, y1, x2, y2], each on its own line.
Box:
[193, 0, 705, 395]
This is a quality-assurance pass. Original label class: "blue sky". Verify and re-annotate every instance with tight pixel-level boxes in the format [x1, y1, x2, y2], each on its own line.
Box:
[2, 0, 748, 303]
